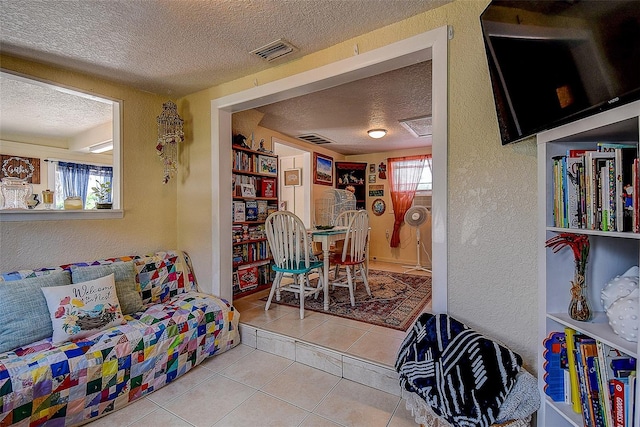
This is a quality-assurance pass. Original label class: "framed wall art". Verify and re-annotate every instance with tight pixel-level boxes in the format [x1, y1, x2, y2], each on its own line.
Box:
[372, 198, 386, 216]
[313, 152, 333, 186]
[0, 154, 41, 184]
[258, 155, 277, 175]
[284, 168, 301, 186]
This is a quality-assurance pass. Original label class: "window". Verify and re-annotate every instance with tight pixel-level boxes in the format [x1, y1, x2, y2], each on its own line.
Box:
[416, 157, 433, 193]
[387, 154, 431, 247]
[51, 161, 113, 209]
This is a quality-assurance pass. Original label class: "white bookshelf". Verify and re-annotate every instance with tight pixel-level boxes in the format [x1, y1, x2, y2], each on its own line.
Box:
[537, 100, 640, 427]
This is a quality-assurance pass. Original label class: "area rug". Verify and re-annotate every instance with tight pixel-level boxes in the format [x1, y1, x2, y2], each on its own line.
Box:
[262, 269, 431, 331]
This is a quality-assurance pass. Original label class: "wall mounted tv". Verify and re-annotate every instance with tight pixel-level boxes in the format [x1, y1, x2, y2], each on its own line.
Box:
[480, 1, 640, 145]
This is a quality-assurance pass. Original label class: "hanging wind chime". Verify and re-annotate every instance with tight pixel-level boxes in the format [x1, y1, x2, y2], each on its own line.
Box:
[156, 100, 184, 184]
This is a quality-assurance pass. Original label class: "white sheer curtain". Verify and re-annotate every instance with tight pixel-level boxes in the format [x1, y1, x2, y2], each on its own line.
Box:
[387, 155, 429, 247]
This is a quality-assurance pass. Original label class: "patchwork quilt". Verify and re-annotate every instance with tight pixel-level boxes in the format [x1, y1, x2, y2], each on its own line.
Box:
[0, 251, 240, 427]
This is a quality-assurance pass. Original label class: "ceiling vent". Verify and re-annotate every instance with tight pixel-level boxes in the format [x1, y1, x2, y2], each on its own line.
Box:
[297, 133, 334, 145]
[399, 115, 432, 138]
[251, 39, 297, 62]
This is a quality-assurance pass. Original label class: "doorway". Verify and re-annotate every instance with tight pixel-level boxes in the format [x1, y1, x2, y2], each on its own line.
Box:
[208, 27, 448, 313]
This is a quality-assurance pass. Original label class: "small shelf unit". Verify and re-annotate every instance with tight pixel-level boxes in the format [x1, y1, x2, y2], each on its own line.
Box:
[537, 100, 640, 427]
[231, 144, 278, 298]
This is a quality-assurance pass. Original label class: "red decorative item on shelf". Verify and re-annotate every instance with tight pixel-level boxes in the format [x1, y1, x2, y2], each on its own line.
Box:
[546, 233, 592, 321]
[261, 178, 276, 198]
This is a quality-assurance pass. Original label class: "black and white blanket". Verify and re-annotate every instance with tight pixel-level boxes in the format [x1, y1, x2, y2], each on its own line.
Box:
[395, 313, 523, 427]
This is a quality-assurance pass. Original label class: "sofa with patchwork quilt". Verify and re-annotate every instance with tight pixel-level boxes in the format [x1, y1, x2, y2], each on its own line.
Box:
[0, 250, 240, 427]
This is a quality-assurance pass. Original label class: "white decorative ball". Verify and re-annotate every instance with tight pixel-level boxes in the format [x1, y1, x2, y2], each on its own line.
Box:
[606, 288, 639, 343]
[601, 275, 639, 311]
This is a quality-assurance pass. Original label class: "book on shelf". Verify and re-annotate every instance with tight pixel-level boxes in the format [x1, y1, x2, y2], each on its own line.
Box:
[543, 331, 568, 402]
[551, 146, 638, 232]
[233, 201, 245, 222]
[554, 329, 638, 427]
[261, 177, 276, 197]
[245, 200, 258, 221]
[257, 200, 268, 221]
[237, 265, 259, 290]
[565, 327, 583, 414]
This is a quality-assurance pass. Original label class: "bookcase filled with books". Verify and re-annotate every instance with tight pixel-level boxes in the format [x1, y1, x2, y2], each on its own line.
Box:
[232, 144, 278, 298]
[537, 100, 640, 427]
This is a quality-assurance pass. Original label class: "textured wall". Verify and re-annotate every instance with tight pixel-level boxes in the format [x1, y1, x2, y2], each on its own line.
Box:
[179, 0, 539, 370]
[0, 55, 177, 271]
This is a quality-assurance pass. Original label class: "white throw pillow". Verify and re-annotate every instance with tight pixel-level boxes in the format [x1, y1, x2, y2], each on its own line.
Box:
[41, 274, 126, 345]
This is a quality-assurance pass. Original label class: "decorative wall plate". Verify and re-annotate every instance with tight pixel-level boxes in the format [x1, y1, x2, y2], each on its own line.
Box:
[372, 198, 386, 216]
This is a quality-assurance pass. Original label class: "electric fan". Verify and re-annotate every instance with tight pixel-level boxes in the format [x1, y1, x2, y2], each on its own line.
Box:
[314, 189, 356, 229]
[403, 205, 432, 274]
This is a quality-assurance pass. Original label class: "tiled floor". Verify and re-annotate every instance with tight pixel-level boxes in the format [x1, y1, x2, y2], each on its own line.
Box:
[233, 260, 431, 368]
[86, 261, 431, 427]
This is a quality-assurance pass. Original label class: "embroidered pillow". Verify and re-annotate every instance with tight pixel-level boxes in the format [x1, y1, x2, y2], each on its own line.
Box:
[41, 274, 126, 345]
[71, 261, 143, 315]
[0, 270, 71, 353]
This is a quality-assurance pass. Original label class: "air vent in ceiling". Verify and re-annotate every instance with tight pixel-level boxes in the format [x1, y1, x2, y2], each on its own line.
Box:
[251, 39, 297, 62]
[399, 115, 432, 138]
[297, 134, 334, 145]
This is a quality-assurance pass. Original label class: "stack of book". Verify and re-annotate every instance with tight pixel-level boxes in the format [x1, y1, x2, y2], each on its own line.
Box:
[543, 328, 637, 426]
[552, 144, 639, 232]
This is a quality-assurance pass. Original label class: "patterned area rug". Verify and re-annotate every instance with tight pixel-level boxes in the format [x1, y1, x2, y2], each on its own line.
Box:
[262, 269, 431, 331]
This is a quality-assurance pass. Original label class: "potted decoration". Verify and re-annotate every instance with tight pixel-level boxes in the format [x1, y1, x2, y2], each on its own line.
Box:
[91, 181, 112, 209]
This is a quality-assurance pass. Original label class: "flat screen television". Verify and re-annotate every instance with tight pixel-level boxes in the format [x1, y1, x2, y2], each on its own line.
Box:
[480, 1, 640, 145]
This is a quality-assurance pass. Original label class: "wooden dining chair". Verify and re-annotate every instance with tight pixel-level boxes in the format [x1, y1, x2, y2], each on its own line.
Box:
[330, 210, 371, 306]
[264, 211, 324, 319]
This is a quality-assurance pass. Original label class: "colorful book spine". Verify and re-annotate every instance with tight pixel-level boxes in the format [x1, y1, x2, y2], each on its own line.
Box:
[543, 331, 568, 401]
[611, 378, 626, 427]
[565, 327, 583, 414]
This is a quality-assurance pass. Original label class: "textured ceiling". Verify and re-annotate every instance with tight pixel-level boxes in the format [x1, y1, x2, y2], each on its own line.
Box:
[256, 60, 432, 155]
[0, 0, 449, 154]
[0, 0, 449, 97]
[0, 74, 112, 140]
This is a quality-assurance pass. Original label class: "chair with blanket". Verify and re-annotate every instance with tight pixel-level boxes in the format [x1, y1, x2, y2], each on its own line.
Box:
[395, 313, 540, 427]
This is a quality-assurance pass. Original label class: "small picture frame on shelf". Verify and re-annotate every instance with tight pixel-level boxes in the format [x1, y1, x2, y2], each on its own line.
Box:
[313, 152, 333, 186]
[284, 168, 301, 186]
[258, 155, 277, 175]
[240, 183, 256, 197]
[369, 163, 375, 174]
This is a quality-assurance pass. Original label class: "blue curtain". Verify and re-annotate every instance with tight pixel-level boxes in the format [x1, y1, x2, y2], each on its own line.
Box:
[58, 162, 113, 207]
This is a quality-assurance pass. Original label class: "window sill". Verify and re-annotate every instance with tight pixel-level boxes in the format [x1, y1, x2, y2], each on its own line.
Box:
[0, 209, 124, 222]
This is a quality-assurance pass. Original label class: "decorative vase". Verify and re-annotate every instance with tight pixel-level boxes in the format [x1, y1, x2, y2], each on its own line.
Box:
[569, 271, 593, 321]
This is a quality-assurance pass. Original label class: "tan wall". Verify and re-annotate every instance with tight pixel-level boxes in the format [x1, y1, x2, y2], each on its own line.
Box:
[348, 148, 432, 266]
[179, 0, 538, 370]
[0, 55, 178, 270]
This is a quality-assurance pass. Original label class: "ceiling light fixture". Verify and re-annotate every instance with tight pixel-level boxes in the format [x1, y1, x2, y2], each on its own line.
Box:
[367, 129, 387, 139]
[89, 141, 113, 153]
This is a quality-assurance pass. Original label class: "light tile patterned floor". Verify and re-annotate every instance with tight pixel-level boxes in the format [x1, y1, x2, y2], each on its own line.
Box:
[86, 261, 430, 427]
[233, 260, 431, 368]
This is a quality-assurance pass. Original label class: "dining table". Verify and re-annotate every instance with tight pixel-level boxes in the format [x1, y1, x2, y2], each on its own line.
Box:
[309, 227, 348, 311]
